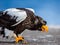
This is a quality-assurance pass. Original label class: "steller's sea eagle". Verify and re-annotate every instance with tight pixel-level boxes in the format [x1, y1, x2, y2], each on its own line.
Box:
[0, 8, 48, 43]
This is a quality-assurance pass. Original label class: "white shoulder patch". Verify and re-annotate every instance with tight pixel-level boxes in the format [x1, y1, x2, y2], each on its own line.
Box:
[3, 8, 27, 26]
[26, 8, 35, 13]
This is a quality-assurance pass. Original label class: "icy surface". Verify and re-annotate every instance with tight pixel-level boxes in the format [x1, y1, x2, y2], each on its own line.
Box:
[0, 28, 60, 45]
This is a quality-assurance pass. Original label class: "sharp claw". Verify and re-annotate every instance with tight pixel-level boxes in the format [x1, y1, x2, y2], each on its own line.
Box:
[15, 36, 24, 43]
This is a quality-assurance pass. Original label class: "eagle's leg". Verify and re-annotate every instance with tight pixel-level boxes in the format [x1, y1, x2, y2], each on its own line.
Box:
[15, 35, 24, 43]
[13, 33, 24, 43]
[13, 24, 28, 43]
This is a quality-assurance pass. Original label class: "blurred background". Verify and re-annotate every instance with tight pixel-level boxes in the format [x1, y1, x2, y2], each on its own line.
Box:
[0, 0, 60, 28]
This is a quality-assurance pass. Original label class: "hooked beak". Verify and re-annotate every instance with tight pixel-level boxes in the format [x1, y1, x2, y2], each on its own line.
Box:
[41, 25, 48, 32]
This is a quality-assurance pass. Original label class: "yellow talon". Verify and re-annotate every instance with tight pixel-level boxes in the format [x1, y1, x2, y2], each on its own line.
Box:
[15, 36, 24, 43]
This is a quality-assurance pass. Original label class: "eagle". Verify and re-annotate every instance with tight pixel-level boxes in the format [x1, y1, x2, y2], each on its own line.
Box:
[0, 8, 48, 43]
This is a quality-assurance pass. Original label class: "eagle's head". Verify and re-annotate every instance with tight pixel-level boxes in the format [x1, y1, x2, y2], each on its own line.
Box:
[34, 16, 48, 32]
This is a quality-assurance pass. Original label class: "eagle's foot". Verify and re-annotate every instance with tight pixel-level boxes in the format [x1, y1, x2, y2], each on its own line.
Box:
[15, 36, 28, 43]
[15, 36, 24, 43]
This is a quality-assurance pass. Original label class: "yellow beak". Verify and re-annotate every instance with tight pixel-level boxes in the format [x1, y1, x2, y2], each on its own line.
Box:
[41, 25, 48, 32]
